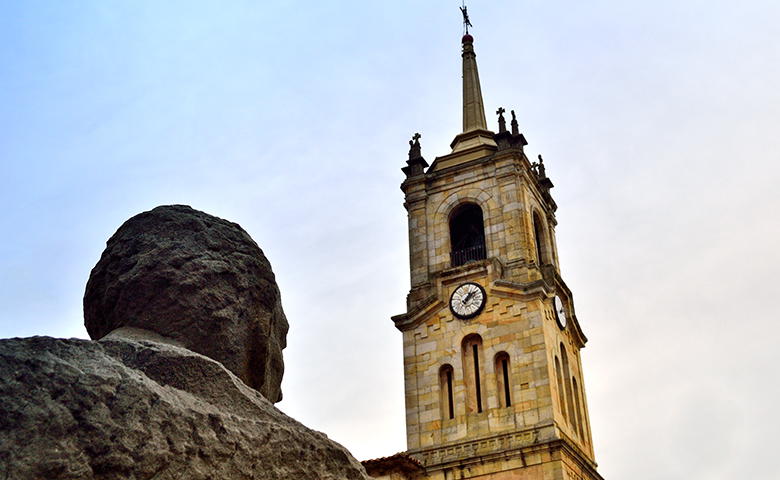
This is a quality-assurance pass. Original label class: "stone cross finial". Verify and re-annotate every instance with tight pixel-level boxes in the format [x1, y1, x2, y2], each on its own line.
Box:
[496, 107, 507, 133]
[408, 133, 422, 159]
[510, 110, 519, 136]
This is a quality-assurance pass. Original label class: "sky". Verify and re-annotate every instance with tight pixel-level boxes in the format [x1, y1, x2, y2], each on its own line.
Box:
[1, 1, 779, 478]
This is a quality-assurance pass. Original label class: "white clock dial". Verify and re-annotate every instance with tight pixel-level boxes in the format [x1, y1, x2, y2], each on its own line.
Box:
[553, 295, 567, 329]
[449, 282, 486, 319]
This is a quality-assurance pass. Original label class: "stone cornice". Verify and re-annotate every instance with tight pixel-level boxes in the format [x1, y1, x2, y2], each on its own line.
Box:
[491, 279, 551, 300]
[426, 148, 496, 178]
[557, 430, 602, 476]
[392, 295, 442, 331]
[406, 425, 603, 480]
[407, 423, 555, 469]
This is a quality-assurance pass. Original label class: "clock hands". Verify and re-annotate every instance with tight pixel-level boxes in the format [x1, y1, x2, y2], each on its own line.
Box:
[462, 290, 475, 305]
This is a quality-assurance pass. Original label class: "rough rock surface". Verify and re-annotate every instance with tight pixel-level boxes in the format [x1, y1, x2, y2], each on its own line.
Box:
[0, 336, 370, 480]
[84, 205, 288, 402]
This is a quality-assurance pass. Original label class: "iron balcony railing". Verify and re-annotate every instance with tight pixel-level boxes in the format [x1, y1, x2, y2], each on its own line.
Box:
[451, 243, 487, 267]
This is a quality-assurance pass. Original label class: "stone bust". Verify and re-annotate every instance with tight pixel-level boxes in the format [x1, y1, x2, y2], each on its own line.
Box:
[83, 205, 288, 402]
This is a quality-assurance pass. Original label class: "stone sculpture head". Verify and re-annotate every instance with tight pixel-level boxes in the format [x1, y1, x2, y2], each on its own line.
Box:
[84, 205, 288, 402]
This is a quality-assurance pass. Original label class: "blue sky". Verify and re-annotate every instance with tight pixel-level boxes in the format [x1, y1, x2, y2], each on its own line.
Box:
[1, 1, 779, 478]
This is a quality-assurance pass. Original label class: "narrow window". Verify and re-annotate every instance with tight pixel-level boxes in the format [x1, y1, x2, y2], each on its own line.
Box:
[447, 370, 454, 419]
[461, 334, 484, 414]
[439, 365, 455, 420]
[572, 377, 585, 438]
[532, 211, 546, 265]
[472, 344, 482, 413]
[495, 352, 512, 408]
[501, 358, 511, 407]
[554, 356, 567, 420]
[450, 203, 487, 266]
[560, 343, 576, 430]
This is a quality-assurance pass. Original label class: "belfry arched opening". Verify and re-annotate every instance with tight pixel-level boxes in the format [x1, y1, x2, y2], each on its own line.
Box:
[449, 203, 486, 267]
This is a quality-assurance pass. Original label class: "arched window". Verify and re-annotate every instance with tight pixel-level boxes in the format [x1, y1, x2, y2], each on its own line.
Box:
[547, 224, 557, 265]
[577, 378, 592, 442]
[461, 334, 484, 413]
[572, 377, 585, 438]
[495, 352, 512, 408]
[554, 356, 567, 421]
[450, 203, 486, 266]
[439, 365, 455, 420]
[532, 211, 547, 265]
[560, 343, 576, 430]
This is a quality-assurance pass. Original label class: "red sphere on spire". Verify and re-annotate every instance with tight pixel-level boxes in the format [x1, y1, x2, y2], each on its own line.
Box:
[461, 33, 473, 43]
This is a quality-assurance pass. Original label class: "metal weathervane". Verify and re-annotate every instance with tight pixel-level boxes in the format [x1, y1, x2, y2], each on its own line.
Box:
[460, 1, 473, 34]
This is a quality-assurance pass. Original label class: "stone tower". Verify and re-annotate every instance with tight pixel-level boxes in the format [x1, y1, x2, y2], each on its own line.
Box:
[387, 33, 604, 480]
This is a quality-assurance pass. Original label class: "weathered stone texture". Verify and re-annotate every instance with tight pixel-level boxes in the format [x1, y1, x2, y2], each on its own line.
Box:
[396, 126, 599, 480]
[83, 204, 288, 402]
[0, 336, 369, 480]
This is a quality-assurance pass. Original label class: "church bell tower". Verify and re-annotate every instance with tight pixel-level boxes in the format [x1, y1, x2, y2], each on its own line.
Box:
[389, 29, 605, 480]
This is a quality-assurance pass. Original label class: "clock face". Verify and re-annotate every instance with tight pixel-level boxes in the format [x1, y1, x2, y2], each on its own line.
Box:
[553, 295, 567, 329]
[450, 282, 486, 319]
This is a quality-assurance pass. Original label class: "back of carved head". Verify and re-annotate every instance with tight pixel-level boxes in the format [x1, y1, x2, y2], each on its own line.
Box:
[84, 205, 288, 402]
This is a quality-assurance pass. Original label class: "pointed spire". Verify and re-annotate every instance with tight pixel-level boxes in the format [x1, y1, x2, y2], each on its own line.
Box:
[461, 34, 487, 133]
[450, 34, 496, 153]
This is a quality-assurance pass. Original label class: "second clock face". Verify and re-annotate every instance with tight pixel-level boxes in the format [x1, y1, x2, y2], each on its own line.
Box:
[553, 295, 567, 329]
[450, 282, 486, 319]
